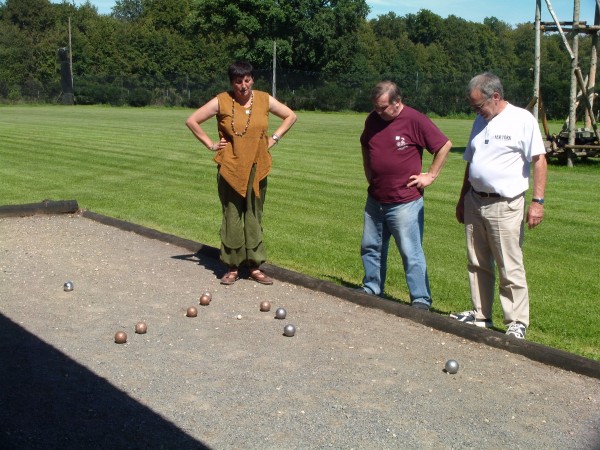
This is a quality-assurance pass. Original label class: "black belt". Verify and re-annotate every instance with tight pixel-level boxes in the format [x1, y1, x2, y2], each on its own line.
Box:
[473, 189, 501, 198]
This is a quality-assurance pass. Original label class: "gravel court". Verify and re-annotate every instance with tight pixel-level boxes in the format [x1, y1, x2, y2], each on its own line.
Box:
[0, 214, 598, 449]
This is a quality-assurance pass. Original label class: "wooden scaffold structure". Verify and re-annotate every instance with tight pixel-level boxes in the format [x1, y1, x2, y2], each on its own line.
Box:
[532, 0, 600, 166]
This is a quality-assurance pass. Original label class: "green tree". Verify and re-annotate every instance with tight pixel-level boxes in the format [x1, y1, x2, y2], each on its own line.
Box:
[188, 0, 368, 71]
[144, 0, 192, 33]
[405, 9, 443, 46]
[0, 0, 579, 117]
[0, 22, 30, 98]
[112, 0, 143, 22]
[3, 0, 56, 31]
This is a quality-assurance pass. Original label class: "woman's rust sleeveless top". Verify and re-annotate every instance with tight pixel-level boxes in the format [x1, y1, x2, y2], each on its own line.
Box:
[213, 90, 271, 198]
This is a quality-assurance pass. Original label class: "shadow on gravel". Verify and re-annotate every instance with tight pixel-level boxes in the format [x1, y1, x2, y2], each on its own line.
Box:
[171, 251, 223, 279]
[0, 313, 209, 450]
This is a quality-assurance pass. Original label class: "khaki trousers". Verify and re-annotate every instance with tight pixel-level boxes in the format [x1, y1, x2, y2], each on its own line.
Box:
[464, 189, 529, 326]
[217, 165, 267, 268]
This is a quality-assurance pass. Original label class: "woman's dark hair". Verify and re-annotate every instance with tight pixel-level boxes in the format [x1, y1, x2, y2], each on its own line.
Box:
[228, 61, 254, 82]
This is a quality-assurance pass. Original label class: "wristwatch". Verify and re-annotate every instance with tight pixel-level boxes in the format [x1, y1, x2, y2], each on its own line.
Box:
[532, 198, 545, 205]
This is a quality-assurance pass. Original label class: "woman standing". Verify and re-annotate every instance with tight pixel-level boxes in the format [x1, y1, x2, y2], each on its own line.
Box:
[186, 61, 297, 285]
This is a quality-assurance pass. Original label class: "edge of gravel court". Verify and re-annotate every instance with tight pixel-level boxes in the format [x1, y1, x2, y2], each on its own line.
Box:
[1, 199, 599, 381]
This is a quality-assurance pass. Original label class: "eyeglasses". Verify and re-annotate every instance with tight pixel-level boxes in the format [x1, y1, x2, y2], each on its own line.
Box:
[374, 103, 393, 113]
[470, 97, 491, 112]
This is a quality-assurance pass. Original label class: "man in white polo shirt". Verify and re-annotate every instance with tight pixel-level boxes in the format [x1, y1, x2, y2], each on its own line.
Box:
[452, 72, 547, 339]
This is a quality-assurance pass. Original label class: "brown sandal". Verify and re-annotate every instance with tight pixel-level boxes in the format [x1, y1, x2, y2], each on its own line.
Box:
[249, 269, 273, 285]
[220, 270, 239, 285]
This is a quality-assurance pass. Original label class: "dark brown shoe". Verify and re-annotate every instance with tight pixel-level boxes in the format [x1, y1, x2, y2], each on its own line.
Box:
[249, 269, 273, 285]
[220, 270, 239, 285]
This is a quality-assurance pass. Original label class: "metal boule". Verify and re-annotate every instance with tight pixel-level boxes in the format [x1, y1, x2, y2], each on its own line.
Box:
[260, 301, 271, 312]
[114, 331, 127, 344]
[199, 293, 211, 306]
[445, 359, 459, 374]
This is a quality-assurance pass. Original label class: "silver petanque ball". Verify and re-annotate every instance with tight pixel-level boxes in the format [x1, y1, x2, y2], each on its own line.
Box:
[63, 281, 74, 292]
[283, 324, 296, 337]
[445, 359, 459, 374]
[275, 308, 287, 320]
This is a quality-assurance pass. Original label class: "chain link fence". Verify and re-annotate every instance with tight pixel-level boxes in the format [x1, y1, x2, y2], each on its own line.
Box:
[2, 67, 530, 116]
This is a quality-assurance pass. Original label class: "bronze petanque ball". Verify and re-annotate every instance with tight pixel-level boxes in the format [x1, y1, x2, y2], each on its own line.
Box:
[199, 294, 211, 306]
[114, 331, 127, 344]
[135, 322, 147, 334]
[445, 359, 459, 374]
[260, 301, 271, 312]
[275, 307, 287, 320]
[186, 306, 198, 317]
[283, 324, 296, 337]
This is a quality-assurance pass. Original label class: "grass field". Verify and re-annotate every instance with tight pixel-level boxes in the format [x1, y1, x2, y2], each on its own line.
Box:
[1, 105, 598, 361]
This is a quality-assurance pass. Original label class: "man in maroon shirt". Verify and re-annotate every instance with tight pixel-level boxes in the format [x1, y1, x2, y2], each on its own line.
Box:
[359, 81, 452, 310]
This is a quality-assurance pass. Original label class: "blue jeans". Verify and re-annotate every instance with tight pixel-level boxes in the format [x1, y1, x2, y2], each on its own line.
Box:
[360, 195, 431, 306]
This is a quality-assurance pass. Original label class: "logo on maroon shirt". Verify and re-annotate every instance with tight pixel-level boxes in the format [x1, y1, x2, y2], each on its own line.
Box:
[395, 136, 408, 150]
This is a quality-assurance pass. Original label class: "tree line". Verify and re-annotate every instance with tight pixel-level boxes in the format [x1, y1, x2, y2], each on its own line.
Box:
[0, 0, 588, 118]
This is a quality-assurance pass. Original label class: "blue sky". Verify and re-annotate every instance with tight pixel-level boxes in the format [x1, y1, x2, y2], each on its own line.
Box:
[52, 0, 596, 26]
[367, 0, 596, 25]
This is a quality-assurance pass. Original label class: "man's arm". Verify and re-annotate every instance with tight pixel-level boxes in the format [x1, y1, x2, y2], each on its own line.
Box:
[526, 153, 547, 229]
[407, 139, 452, 188]
[361, 145, 372, 182]
[455, 163, 471, 224]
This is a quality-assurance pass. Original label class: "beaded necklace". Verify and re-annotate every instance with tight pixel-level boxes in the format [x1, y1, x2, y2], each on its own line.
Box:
[231, 91, 253, 137]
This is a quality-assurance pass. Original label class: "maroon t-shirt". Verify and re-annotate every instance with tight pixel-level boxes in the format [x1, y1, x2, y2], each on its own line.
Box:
[360, 106, 449, 204]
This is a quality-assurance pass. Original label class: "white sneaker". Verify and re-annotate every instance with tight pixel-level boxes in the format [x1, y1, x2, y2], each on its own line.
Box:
[506, 322, 527, 339]
[449, 310, 494, 328]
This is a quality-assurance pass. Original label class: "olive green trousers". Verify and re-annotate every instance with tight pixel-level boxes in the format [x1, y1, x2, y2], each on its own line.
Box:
[217, 165, 268, 268]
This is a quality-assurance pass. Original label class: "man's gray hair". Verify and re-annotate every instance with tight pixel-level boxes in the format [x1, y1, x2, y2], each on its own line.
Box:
[467, 72, 504, 99]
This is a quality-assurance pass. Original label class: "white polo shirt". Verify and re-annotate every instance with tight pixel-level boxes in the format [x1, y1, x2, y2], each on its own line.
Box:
[464, 103, 545, 198]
